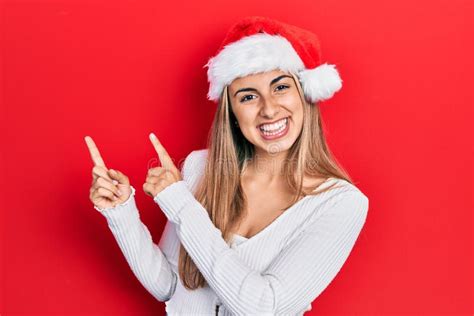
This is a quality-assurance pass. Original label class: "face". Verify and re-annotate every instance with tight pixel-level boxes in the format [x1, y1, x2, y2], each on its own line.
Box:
[228, 69, 304, 155]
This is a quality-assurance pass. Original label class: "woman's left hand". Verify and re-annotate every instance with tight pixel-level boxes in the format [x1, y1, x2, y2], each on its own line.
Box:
[143, 132, 183, 198]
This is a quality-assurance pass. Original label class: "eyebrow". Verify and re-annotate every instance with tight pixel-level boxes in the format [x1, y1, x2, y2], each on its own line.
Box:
[233, 75, 292, 97]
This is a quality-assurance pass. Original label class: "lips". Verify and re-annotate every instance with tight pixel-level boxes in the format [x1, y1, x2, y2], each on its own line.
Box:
[257, 117, 289, 129]
[258, 117, 290, 140]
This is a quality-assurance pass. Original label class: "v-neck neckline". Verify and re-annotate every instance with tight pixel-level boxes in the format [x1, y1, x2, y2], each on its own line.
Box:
[232, 177, 336, 245]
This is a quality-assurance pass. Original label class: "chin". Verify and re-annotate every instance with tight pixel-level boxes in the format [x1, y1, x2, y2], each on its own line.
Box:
[266, 140, 294, 154]
[256, 136, 297, 155]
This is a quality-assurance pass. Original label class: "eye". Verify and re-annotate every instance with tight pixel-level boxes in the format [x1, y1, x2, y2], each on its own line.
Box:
[240, 95, 256, 103]
[275, 84, 289, 91]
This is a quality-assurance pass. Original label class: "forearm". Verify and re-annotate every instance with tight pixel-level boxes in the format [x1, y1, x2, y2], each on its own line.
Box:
[154, 181, 274, 314]
[97, 186, 178, 302]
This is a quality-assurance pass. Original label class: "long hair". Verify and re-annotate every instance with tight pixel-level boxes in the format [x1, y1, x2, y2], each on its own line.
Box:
[178, 72, 353, 289]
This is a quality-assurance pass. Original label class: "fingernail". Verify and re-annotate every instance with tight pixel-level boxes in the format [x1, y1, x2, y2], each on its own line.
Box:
[109, 169, 116, 174]
[112, 180, 118, 185]
[117, 190, 123, 196]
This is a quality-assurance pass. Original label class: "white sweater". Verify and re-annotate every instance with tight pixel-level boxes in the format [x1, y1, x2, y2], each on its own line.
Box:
[95, 149, 369, 315]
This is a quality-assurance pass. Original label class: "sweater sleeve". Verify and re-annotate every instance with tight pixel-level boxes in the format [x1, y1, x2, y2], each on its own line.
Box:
[153, 164, 369, 315]
[95, 186, 178, 302]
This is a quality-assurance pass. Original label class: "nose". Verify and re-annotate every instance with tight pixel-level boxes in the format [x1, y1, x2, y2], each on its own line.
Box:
[259, 97, 280, 119]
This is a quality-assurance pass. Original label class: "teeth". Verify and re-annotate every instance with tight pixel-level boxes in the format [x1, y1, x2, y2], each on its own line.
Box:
[259, 118, 288, 135]
[259, 118, 287, 132]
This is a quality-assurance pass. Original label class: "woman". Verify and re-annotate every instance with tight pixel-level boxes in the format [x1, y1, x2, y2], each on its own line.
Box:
[85, 16, 369, 315]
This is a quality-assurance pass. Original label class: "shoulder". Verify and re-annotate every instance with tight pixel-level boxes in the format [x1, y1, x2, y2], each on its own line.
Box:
[297, 178, 370, 236]
[316, 177, 370, 218]
[183, 149, 208, 164]
[181, 149, 209, 191]
[182, 149, 208, 173]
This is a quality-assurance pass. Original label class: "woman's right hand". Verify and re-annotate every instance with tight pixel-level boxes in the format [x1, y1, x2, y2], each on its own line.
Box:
[85, 136, 132, 210]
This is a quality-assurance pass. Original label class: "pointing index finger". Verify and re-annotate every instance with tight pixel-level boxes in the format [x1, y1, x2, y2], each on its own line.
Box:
[149, 133, 175, 170]
[84, 136, 107, 168]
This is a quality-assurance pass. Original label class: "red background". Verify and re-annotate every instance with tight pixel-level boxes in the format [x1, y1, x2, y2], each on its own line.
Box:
[1, 0, 472, 315]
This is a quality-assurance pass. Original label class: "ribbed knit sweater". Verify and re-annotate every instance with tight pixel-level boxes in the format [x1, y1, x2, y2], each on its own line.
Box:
[95, 149, 369, 315]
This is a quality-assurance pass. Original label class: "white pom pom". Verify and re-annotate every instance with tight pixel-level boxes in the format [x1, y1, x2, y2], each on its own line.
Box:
[298, 63, 343, 102]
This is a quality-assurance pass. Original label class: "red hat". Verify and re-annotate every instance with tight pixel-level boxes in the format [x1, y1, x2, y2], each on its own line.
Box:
[204, 16, 343, 104]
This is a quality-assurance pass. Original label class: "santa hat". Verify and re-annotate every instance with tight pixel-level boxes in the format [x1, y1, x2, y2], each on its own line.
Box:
[204, 16, 343, 104]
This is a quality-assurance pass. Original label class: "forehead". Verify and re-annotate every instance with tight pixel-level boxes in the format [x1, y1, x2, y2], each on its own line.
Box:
[229, 69, 291, 88]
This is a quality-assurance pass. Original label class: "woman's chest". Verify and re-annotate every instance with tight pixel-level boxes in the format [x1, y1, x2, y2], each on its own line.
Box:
[233, 183, 296, 239]
[234, 200, 290, 239]
[228, 202, 322, 270]
[234, 174, 329, 239]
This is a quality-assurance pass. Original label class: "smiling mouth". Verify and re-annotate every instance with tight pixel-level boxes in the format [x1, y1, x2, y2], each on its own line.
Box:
[257, 117, 290, 139]
[258, 117, 288, 132]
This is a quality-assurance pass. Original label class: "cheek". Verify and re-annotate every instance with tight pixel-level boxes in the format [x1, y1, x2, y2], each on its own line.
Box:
[285, 93, 303, 110]
[235, 108, 257, 125]
[293, 114, 304, 132]
[290, 103, 304, 129]
[281, 91, 302, 108]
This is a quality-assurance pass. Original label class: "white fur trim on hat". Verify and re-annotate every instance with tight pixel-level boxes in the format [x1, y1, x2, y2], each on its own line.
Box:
[204, 32, 342, 103]
[298, 63, 343, 102]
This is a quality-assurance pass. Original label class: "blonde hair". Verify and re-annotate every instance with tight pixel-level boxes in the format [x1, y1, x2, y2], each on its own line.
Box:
[178, 72, 353, 289]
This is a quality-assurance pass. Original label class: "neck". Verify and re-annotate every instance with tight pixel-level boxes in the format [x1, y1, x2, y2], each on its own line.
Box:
[244, 148, 289, 184]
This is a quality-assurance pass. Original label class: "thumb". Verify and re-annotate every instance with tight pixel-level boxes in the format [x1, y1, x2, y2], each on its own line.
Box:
[108, 169, 130, 186]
